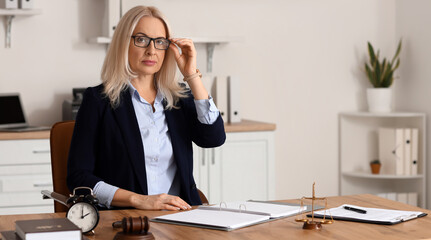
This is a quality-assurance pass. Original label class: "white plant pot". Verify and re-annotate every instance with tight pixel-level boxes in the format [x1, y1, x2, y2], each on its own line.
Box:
[367, 88, 393, 113]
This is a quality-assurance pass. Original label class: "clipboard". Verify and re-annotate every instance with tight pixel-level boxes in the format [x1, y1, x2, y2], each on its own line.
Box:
[308, 204, 428, 225]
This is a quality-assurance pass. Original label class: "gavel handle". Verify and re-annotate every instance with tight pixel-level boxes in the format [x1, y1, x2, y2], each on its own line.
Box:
[41, 190, 70, 207]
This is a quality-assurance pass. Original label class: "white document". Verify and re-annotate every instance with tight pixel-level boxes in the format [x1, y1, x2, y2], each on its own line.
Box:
[313, 204, 426, 224]
[153, 208, 270, 231]
[404, 128, 412, 175]
[227, 76, 241, 123]
[411, 128, 419, 175]
[206, 201, 306, 218]
[152, 201, 306, 231]
[214, 75, 228, 120]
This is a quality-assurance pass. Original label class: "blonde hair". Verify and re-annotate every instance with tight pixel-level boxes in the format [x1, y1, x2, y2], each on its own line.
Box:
[101, 6, 186, 109]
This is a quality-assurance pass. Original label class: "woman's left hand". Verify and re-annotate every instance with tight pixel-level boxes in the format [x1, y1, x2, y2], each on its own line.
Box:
[169, 38, 197, 77]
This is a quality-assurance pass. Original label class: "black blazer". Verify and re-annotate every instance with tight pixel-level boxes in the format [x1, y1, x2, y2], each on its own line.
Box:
[66, 84, 226, 207]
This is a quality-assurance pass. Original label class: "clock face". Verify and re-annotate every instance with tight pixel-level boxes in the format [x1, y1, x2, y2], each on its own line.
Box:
[66, 202, 99, 233]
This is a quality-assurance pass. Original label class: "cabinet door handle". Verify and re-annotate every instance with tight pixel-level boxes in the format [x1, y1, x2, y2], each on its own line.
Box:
[32, 150, 50, 154]
[211, 149, 215, 165]
[33, 183, 53, 187]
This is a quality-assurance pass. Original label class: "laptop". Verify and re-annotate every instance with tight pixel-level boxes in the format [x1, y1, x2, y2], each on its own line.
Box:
[0, 93, 51, 132]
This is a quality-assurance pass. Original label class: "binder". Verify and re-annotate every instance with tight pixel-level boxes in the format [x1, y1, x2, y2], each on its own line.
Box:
[18, 0, 33, 9]
[411, 128, 419, 175]
[214, 75, 228, 120]
[397, 193, 408, 204]
[0, 0, 18, 8]
[408, 192, 418, 207]
[311, 204, 427, 225]
[227, 76, 241, 123]
[404, 128, 412, 175]
[378, 128, 404, 175]
[152, 201, 308, 231]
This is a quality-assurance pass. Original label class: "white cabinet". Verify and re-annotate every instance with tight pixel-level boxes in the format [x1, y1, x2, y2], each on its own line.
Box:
[339, 112, 426, 208]
[0, 133, 53, 215]
[193, 121, 275, 204]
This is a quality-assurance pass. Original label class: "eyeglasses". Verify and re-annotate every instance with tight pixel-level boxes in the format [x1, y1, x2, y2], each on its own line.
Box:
[131, 35, 171, 50]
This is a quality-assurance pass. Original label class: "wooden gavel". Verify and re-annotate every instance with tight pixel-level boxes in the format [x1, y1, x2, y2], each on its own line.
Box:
[112, 216, 155, 240]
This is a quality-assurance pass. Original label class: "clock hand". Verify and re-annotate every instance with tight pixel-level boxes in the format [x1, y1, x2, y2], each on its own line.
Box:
[81, 205, 84, 218]
[83, 212, 90, 218]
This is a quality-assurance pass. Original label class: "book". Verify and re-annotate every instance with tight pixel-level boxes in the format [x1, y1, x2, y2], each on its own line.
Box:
[15, 218, 82, 240]
[0, 231, 20, 240]
[311, 204, 427, 225]
[0, 231, 89, 240]
[152, 201, 307, 231]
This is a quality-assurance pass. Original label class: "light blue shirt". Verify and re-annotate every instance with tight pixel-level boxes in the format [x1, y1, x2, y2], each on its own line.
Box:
[94, 84, 219, 208]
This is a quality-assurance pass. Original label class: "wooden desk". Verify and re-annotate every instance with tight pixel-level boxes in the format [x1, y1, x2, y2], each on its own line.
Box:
[1, 194, 430, 240]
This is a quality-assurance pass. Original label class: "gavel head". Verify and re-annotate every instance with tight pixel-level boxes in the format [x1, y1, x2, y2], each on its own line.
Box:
[112, 216, 150, 235]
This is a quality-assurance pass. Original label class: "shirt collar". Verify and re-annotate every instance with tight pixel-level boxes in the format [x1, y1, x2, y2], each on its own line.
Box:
[128, 82, 164, 105]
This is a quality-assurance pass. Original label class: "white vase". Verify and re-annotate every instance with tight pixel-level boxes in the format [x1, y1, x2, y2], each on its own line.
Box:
[366, 88, 393, 113]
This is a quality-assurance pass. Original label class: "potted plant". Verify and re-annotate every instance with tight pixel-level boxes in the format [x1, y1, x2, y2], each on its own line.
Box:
[365, 39, 402, 113]
[370, 159, 381, 174]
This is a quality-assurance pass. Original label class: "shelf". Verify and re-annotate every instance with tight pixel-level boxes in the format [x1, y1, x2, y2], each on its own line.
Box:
[0, 8, 42, 48]
[0, 9, 42, 16]
[88, 36, 243, 73]
[340, 111, 425, 118]
[342, 171, 424, 179]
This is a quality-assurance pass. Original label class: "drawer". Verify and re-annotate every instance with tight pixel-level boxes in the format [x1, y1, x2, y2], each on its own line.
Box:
[0, 192, 54, 207]
[0, 164, 51, 176]
[0, 139, 50, 165]
[0, 174, 53, 192]
[0, 205, 54, 215]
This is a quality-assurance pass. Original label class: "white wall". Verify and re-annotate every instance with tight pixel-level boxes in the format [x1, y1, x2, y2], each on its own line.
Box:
[395, 0, 431, 208]
[0, 0, 398, 199]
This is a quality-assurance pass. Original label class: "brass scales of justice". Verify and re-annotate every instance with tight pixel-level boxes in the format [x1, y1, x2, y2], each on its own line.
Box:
[295, 182, 334, 229]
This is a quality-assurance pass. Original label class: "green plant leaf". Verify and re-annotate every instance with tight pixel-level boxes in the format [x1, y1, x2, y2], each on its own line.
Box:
[375, 57, 382, 87]
[368, 42, 377, 66]
[391, 39, 402, 65]
[365, 63, 377, 87]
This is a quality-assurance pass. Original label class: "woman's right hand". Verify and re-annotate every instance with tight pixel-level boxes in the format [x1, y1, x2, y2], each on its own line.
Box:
[130, 193, 192, 210]
[112, 188, 191, 210]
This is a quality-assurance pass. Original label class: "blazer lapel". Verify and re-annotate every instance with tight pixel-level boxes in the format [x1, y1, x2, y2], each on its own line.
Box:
[113, 90, 148, 194]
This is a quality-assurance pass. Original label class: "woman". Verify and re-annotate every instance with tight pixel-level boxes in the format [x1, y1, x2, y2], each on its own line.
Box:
[67, 6, 225, 211]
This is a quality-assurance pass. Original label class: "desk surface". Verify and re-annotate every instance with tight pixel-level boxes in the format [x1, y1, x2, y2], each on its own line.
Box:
[0, 120, 276, 140]
[1, 194, 430, 240]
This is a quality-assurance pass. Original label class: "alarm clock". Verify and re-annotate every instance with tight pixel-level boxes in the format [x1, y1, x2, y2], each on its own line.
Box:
[66, 187, 100, 234]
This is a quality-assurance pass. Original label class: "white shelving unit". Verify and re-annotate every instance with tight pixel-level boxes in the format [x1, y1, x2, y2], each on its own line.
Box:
[0, 9, 42, 48]
[88, 36, 242, 73]
[339, 111, 426, 208]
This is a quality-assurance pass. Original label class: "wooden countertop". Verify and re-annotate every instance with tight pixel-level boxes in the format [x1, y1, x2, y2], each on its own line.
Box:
[0, 120, 276, 140]
[224, 119, 276, 133]
[0, 130, 50, 140]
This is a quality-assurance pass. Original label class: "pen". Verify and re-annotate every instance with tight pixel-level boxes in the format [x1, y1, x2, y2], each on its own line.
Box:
[344, 206, 367, 214]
